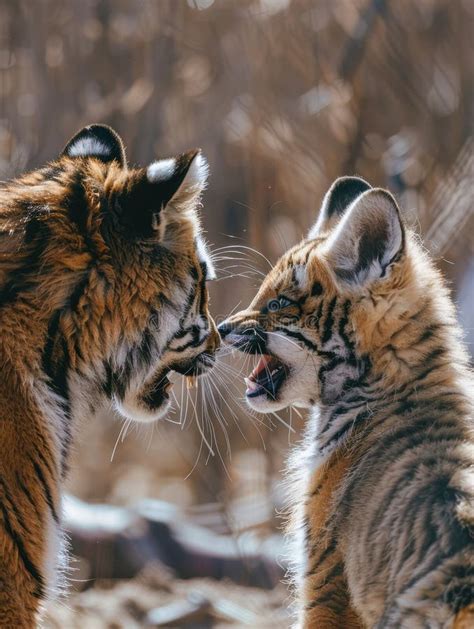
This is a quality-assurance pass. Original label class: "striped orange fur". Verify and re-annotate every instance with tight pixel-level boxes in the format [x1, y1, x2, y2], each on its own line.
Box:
[220, 177, 474, 628]
[453, 604, 474, 628]
[0, 125, 219, 625]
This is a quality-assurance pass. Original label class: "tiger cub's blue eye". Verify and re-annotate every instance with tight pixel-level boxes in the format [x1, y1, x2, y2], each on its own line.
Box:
[267, 297, 293, 312]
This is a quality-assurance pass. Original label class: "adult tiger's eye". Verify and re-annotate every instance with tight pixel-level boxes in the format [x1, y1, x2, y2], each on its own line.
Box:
[268, 299, 280, 312]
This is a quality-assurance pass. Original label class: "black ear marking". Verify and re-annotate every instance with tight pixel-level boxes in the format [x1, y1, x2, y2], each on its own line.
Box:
[62, 124, 126, 167]
[310, 176, 371, 237]
[145, 149, 203, 206]
[324, 177, 372, 220]
[113, 150, 207, 241]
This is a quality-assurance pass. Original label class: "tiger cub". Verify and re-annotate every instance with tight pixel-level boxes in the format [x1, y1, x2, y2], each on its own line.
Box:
[0, 125, 220, 626]
[219, 178, 474, 628]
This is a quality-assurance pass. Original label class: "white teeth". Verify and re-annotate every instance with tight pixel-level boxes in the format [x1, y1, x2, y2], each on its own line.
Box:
[244, 377, 259, 393]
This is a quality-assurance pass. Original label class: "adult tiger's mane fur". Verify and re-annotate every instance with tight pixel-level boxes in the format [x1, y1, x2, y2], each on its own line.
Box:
[0, 125, 219, 626]
[220, 177, 474, 628]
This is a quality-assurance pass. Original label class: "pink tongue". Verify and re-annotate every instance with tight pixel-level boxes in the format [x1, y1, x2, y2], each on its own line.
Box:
[251, 355, 271, 380]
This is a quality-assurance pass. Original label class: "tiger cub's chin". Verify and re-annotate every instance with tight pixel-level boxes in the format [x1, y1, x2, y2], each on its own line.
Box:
[242, 353, 312, 413]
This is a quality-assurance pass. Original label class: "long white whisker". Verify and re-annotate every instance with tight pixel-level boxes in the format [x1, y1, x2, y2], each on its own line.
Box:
[110, 418, 128, 462]
[184, 425, 205, 480]
[212, 244, 272, 269]
[270, 411, 296, 433]
[188, 382, 215, 456]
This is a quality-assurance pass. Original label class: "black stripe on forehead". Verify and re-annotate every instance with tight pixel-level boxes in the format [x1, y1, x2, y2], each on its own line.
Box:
[190, 264, 200, 281]
[180, 261, 204, 325]
[189, 259, 208, 280]
[294, 240, 321, 265]
[199, 263, 207, 314]
[273, 263, 303, 293]
[180, 268, 198, 323]
[189, 260, 207, 316]
[283, 239, 325, 273]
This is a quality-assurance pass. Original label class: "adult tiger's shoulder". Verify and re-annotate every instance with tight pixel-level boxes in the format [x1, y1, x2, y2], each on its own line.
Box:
[220, 176, 474, 628]
[0, 124, 220, 626]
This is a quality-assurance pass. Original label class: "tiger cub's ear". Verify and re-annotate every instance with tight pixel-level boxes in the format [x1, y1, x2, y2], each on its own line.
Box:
[62, 124, 127, 167]
[324, 188, 405, 287]
[114, 149, 208, 240]
[309, 176, 371, 238]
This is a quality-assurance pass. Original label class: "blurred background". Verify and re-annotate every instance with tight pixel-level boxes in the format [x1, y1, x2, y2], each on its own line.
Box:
[1, 0, 473, 626]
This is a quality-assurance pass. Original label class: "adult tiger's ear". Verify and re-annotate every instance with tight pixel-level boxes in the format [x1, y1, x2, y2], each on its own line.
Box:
[62, 124, 127, 167]
[309, 176, 372, 238]
[113, 149, 208, 240]
[324, 188, 405, 287]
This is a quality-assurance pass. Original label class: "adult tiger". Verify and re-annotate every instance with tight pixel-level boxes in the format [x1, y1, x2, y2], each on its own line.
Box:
[0, 125, 220, 626]
[219, 178, 474, 628]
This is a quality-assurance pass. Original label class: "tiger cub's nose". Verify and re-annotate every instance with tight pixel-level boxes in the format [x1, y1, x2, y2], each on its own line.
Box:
[217, 321, 233, 340]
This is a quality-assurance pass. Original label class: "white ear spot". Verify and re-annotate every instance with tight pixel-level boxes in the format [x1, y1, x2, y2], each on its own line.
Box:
[183, 153, 209, 189]
[68, 138, 110, 157]
[147, 158, 176, 183]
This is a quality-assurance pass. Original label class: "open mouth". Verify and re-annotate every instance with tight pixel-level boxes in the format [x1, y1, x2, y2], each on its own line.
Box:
[141, 368, 174, 409]
[141, 353, 216, 409]
[171, 352, 215, 377]
[244, 354, 288, 399]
